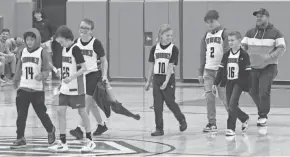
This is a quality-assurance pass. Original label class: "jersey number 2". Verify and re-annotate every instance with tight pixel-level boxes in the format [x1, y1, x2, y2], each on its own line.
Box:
[228, 67, 235, 78]
[158, 62, 166, 74]
[62, 67, 70, 79]
[25, 67, 34, 79]
[210, 47, 214, 58]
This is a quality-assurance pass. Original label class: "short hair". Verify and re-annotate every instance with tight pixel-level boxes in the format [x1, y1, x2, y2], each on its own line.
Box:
[204, 10, 219, 22]
[54, 25, 74, 41]
[228, 31, 242, 40]
[23, 32, 36, 40]
[82, 18, 94, 30]
[1, 28, 10, 34]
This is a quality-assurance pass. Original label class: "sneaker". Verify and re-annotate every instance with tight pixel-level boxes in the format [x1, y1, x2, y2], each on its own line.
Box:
[81, 139, 96, 153]
[151, 129, 164, 136]
[179, 118, 187, 132]
[257, 117, 267, 126]
[203, 123, 217, 132]
[48, 126, 56, 144]
[10, 137, 26, 149]
[93, 123, 108, 136]
[70, 127, 83, 140]
[48, 140, 69, 152]
[242, 117, 250, 132]
[225, 129, 235, 136]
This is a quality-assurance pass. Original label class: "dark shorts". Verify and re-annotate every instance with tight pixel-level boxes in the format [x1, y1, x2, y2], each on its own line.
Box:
[59, 93, 85, 109]
[86, 71, 102, 96]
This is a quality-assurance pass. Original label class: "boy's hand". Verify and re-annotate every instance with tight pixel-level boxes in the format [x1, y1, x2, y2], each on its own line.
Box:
[212, 85, 217, 96]
[34, 74, 43, 81]
[63, 77, 72, 84]
[198, 76, 204, 84]
[144, 82, 150, 91]
[160, 81, 168, 90]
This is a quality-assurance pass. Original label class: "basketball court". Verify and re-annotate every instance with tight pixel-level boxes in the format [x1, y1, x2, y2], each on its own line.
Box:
[0, 81, 290, 156]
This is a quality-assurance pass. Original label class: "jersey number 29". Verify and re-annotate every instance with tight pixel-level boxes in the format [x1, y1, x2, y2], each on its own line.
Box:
[62, 67, 70, 79]
[25, 67, 34, 79]
[158, 62, 166, 74]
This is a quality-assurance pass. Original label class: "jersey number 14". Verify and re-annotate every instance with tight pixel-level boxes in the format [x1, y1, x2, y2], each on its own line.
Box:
[25, 67, 34, 79]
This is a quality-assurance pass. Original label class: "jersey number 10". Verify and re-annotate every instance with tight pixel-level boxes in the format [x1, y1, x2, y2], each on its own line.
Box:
[158, 62, 166, 74]
[25, 67, 34, 79]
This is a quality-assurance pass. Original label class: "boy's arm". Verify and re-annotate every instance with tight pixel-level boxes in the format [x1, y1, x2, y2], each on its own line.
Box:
[39, 49, 50, 80]
[199, 35, 206, 76]
[147, 45, 156, 83]
[93, 39, 107, 78]
[13, 50, 23, 82]
[70, 46, 87, 80]
[214, 53, 227, 85]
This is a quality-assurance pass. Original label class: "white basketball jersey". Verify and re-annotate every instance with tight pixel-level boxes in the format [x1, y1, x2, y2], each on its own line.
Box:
[76, 37, 98, 74]
[153, 43, 174, 75]
[19, 47, 43, 90]
[205, 29, 224, 70]
[60, 44, 86, 95]
[227, 50, 240, 80]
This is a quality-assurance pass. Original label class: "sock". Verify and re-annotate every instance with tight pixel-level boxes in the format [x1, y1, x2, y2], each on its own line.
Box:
[60, 134, 66, 144]
[0, 75, 4, 79]
[86, 132, 92, 141]
[11, 73, 15, 78]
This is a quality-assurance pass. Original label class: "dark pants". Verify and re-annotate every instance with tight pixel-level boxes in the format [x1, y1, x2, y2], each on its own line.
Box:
[250, 64, 277, 119]
[226, 80, 249, 131]
[16, 89, 54, 139]
[153, 74, 185, 131]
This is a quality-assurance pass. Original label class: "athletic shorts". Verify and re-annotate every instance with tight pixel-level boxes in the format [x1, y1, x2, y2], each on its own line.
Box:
[59, 93, 85, 109]
[86, 71, 102, 96]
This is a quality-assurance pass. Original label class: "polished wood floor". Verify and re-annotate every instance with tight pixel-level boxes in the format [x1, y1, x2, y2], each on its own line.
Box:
[0, 81, 290, 156]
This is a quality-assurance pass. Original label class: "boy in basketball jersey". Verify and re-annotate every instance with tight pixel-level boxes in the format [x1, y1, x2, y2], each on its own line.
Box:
[145, 24, 187, 136]
[48, 25, 96, 152]
[11, 28, 56, 148]
[69, 19, 109, 139]
[213, 31, 251, 136]
[199, 10, 229, 132]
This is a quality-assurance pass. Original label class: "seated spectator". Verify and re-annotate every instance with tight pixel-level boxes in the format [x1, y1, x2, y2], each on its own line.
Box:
[0, 29, 16, 81]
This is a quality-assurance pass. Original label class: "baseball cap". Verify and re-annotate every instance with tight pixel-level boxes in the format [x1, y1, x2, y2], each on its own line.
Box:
[204, 10, 219, 22]
[253, 8, 270, 17]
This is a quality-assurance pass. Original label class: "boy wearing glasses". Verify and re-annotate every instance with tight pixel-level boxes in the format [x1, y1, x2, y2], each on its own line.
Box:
[69, 19, 109, 139]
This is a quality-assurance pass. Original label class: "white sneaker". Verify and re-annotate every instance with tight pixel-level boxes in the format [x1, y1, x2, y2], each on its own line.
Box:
[257, 118, 267, 126]
[81, 139, 96, 153]
[48, 140, 69, 152]
[225, 129, 235, 136]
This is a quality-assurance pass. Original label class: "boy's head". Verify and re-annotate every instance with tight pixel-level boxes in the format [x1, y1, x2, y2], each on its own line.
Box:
[1, 29, 10, 42]
[204, 10, 220, 31]
[55, 25, 74, 48]
[34, 9, 43, 21]
[79, 18, 94, 38]
[228, 31, 242, 49]
[23, 32, 36, 49]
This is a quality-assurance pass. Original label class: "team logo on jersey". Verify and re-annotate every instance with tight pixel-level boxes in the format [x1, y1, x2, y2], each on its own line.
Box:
[155, 53, 171, 59]
[82, 50, 93, 57]
[205, 37, 221, 44]
[63, 57, 72, 63]
[0, 137, 149, 156]
[22, 57, 39, 64]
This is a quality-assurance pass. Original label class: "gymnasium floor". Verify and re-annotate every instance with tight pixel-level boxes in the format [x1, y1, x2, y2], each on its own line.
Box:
[0, 81, 290, 156]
